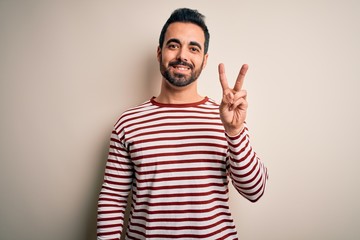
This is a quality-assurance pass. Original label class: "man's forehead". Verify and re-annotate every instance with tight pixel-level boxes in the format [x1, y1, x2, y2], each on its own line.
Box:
[164, 22, 205, 45]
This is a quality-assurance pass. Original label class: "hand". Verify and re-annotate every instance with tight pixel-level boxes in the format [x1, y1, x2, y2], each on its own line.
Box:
[218, 63, 249, 136]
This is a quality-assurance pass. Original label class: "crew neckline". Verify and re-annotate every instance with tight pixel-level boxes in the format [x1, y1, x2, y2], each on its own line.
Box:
[150, 96, 209, 107]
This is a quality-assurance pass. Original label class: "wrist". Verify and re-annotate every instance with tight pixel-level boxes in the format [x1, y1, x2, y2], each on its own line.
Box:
[224, 124, 244, 137]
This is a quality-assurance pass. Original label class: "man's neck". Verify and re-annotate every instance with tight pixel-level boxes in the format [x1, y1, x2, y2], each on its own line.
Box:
[155, 79, 204, 104]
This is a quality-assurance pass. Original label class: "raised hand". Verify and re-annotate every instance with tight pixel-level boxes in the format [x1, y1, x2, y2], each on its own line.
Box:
[218, 63, 249, 136]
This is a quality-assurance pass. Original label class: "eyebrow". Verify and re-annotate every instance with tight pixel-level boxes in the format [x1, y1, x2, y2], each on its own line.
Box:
[165, 38, 203, 50]
[189, 41, 202, 50]
[166, 38, 181, 46]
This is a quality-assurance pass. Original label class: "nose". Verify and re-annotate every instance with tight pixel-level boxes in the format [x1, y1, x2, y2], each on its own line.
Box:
[177, 47, 188, 62]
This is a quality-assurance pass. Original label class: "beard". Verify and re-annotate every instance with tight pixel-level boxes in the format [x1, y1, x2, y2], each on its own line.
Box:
[159, 58, 204, 87]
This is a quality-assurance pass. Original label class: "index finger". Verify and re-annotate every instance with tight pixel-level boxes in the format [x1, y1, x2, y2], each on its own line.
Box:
[218, 63, 229, 91]
[233, 64, 249, 91]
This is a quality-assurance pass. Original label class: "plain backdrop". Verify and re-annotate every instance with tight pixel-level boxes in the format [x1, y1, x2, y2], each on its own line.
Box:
[1, 0, 360, 239]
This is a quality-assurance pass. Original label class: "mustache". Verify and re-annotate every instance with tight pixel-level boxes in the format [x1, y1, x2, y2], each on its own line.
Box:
[169, 60, 193, 70]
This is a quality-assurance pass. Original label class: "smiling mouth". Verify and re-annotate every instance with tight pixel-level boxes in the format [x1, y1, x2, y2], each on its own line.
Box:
[169, 61, 193, 71]
[173, 65, 190, 71]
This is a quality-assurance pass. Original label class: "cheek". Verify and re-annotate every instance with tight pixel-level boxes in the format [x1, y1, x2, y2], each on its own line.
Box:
[162, 49, 179, 61]
[160, 53, 170, 65]
[195, 56, 206, 69]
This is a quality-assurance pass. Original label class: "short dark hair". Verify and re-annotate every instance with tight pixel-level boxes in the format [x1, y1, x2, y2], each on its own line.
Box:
[159, 8, 210, 54]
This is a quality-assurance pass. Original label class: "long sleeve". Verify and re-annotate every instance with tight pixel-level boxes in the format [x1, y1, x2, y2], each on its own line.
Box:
[97, 128, 133, 240]
[97, 98, 267, 239]
[226, 124, 268, 202]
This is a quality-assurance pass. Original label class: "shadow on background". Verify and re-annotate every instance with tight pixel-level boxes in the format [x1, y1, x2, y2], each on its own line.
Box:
[84, 136, 111, 240]
[84, 52, 160, 240]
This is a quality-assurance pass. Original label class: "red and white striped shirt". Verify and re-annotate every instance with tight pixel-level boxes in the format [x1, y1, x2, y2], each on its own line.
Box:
[97, 97, 268, 240]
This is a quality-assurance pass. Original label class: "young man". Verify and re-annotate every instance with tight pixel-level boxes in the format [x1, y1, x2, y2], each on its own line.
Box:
[97, 8, 268, 240]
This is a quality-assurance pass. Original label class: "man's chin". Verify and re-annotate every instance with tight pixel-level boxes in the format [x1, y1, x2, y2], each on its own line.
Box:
[166, 77, 195, 87]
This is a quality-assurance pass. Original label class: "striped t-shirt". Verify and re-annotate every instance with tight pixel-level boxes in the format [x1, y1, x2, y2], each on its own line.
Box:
[97, 97, 268, 240]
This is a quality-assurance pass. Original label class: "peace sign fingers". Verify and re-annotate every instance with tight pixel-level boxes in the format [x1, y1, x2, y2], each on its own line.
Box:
[218, 63, 249, 136]
[218, 63, 249, 92]
[218, 63, 230, 92]
[233, 64, 248, 92]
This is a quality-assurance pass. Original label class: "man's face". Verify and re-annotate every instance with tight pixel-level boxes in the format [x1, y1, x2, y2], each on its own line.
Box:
[158, 22, 208, 87]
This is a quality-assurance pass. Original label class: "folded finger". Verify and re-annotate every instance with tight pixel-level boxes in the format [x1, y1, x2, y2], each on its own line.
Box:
[230, 97, 248, 111]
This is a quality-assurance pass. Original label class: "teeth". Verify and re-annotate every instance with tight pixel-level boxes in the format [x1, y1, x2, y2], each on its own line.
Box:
[176, 66, 189, 70]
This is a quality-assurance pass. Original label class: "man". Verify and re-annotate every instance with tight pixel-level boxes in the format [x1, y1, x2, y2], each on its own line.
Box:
[97, 8, 268, 240]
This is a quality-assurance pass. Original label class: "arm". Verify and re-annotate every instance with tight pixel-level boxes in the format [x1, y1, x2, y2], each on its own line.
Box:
[218, 63, 268, 202]
[226, 125, 268, 202]
[97, 128, 133, 239]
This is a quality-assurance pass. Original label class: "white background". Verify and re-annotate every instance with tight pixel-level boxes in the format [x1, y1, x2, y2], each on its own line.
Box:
[1, 0, 359, 239]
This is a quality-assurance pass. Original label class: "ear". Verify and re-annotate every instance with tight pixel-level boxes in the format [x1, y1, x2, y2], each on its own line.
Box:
[157, 46, 161, 62]
[202, 53, 209, 69]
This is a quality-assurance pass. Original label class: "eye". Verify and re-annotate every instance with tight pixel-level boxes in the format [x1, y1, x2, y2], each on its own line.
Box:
[190, 47, 200, 53]
[168, 44, 179, 49]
